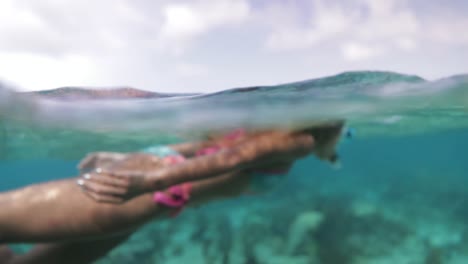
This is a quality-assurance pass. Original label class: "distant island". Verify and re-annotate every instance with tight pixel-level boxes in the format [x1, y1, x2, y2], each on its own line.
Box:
[26, 87, 198, 100]
[23, 71, 429, 100]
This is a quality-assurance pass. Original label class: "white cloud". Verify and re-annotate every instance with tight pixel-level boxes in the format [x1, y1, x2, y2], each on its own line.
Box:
[262, 0, 468, 62]
[265, 0, 355, 51]
[395, 37, 417, 51]
[0, 52, 98, 90]
[0, 1, 44, 30]
[354, 0, 420, 42]
[159, 0, 250, 54]
[175, 62, 210, 77]
[0, 0, 159, 56]
[162, 0, 249, 39]
[0, 0, 249, 91]
[0, 0, 467, 93]
[426, 17, 468, 45]
[341, 42, 382, 61]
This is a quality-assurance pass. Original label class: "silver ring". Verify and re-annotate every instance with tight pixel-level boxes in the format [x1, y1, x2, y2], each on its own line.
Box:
[95, 167, 103, 174]
[76, 179, 85, 190]
[83, 173, 91, 180]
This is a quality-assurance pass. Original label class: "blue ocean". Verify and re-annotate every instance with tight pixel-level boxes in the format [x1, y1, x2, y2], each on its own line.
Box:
[1, 71, 467, 263]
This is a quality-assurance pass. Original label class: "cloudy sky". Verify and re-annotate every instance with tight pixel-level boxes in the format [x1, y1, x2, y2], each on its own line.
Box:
[0, 0, 467, 93]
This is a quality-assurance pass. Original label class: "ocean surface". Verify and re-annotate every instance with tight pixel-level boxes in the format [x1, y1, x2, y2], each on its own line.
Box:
[1, 71, 467, 263]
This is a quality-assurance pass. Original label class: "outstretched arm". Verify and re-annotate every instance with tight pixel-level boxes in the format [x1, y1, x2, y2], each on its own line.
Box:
[78, 122, 345, 203]
[0, 169, 250, 245]
[2, 170, 251, 264]
[0, 132, 313, 244]
[76, 141, 206, 173]
[79, 130, 315, 202]
[3, 173, 251, 264]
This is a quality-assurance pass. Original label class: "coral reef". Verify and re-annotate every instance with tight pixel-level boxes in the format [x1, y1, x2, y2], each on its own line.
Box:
[95, 181, 468, 264]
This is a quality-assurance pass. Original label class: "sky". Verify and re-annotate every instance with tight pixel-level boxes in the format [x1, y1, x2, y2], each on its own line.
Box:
[0, 0, 467, 93]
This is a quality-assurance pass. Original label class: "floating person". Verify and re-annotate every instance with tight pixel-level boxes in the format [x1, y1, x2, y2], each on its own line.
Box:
[0, 121, 344, 264]
[77, 121, 344, 203]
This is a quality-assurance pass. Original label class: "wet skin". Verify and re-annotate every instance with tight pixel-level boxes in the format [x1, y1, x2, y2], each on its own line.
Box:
[0, 122, 344, 264]
[78, 121, 345, 203]
[0, 127, 336, 243]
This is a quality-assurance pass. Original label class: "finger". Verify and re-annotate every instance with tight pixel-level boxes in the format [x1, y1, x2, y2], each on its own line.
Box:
[77, 179, 124, 203]
[78, 152, 126, 171]
[83, 172, 130, 189]
[83, 191, 124, 204]
[98, 168, 144, 180]
[81, 179, 129, 196]
[78, 154, 97, 171]
[78, 153, 108, 171]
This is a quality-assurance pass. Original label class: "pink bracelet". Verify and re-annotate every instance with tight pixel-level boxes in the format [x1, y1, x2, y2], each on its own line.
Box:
[154, 154, 191, 217]
[153, 183, 192, 217]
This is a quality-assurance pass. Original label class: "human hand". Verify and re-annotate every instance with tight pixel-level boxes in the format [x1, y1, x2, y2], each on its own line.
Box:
[77, 153, 179, 203]
[76, 130, 314, 203]
[77, 168, 144, 203]
[78, 152, 127, 174]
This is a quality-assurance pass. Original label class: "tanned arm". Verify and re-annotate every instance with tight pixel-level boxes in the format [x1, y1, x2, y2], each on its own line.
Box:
[0, 132, 313, 244]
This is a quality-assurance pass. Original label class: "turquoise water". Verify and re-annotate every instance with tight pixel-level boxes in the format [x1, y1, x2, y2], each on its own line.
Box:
[1, 71, 468, 263]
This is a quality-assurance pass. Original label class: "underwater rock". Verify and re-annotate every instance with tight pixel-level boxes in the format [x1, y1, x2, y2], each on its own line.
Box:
[425, 246, 444, 264]
[93, 171, 468, 264]
[227, 230, 247, 264]
[163, 243, 205, 264]
[444, 234, 468, 263]
[196, 213, 233, 264]
[351, 199, 377, 217]
[286, 210, 324, 254]
[352, 236, 428, 264]
[416, 222, 462, 248]
[254, 242, 315, 264]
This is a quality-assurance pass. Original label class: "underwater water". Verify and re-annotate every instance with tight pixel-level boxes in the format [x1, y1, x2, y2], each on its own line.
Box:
[1, 71, 468, 263]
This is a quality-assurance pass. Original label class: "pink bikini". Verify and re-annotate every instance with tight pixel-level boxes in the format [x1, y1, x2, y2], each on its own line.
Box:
[153, 128, 287, 216]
